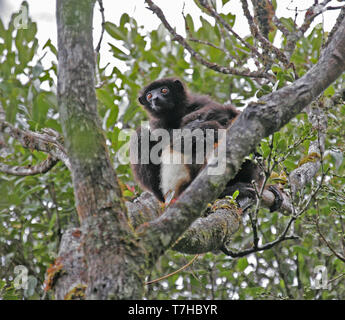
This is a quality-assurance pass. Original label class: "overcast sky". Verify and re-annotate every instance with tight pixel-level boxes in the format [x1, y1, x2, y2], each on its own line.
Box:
[0, 0, 342, 71]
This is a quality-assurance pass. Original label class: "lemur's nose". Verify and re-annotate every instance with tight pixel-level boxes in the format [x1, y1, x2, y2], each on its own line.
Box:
[151, 92, 159, 100]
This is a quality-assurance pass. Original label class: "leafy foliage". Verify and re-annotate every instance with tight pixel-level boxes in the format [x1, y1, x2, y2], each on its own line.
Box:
[0, 4, 75, 300]
[0, 2, 345, 299]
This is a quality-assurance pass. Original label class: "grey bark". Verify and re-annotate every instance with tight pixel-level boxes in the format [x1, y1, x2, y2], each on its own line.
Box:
[56, 0, 146, 299]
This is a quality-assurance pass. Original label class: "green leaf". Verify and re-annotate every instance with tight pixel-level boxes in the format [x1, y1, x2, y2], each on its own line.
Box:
[0, 18, 5, 36]
[279, 17, 295, 32]
[232, 190, 239, 199]
[97, 88, 115, 110]
[105, 22, 126, 41]
[123, 104, 141, 124]
[120, 13, 130, 28]
[48, 213, 57, 231]
[24, 21, 37, 43]
[32, 92, 51, 126]
[43, 39, 57, 56]
[260, 140, 271, 158]
[277, 139, 287, 152]
[324, 85, 335, 97]
[283, 159, 296, 172]
[237, 258, 248, 271]
[292, 245, 310, 256]
[185, 14, 195, 34]
[105, 105, 119, 129]
[6, 99, 19, 123]
[109, 43, 129, 61]
[219, 13, 236, 28]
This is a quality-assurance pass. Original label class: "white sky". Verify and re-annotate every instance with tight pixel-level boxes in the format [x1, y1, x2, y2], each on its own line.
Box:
[1, 0, 342, 71]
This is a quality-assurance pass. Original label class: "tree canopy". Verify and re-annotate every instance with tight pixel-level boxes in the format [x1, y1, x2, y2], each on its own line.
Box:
[0, 0, 345, 300]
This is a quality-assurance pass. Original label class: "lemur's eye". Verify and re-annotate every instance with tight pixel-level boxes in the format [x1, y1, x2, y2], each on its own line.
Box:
[146, 92, 152, 100]
[161, 87, 169, 94]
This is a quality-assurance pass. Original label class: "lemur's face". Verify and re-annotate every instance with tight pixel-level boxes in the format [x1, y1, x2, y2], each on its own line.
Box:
[138, 79, 185, 117]
[144, 86, 174, 114]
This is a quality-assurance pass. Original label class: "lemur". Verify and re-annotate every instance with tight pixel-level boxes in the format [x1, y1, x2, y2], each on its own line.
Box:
[130, 78, 283, 211]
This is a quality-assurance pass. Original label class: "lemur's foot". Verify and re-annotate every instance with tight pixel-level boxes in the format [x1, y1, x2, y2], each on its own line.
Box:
[268, 185, 283, 212]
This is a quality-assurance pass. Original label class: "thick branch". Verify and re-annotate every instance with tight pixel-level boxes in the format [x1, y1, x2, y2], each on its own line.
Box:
[289, 102, 327, 196]
[172, 200, 242, 254]
[126, 192, 161, 229]
[128, 186, 293, 255]
[0, 156, 59, 176]
[0, 120, 71, 170]
[50, 228, 87, 300]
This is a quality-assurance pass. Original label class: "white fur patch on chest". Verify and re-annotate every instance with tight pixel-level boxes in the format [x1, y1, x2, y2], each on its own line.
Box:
[160, 146, 191, 198]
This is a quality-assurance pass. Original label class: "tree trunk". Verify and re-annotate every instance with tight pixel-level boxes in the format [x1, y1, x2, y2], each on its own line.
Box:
[56, 0, 147, 299]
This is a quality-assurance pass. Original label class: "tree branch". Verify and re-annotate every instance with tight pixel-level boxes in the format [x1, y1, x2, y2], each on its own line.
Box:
[0, 155, 59, 176]
[172, 199, 243, 254]
[240, 0, 291, 67]
[95, 0, 105, 53]
[289, 101, 327, 197]
[316, 214, 345, 263]
[324, 5, 345, 49]
[278, 2, 344, 61]
[126, 191, 161, 230]
[0, 120, 71, 171]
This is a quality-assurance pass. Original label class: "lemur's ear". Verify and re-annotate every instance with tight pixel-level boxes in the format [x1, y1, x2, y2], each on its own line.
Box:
[138, 95, 146, 105]
[173, 79, 184, 92]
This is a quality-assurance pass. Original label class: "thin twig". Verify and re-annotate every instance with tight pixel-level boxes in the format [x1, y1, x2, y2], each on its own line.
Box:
[323, 5, 345, 49]
[328, 272, 345, 284]
[222, 213, 299, 258]
[145, 254, 200, 285]
[95, 0, 105, 53]
[316, 214, 345, 263]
